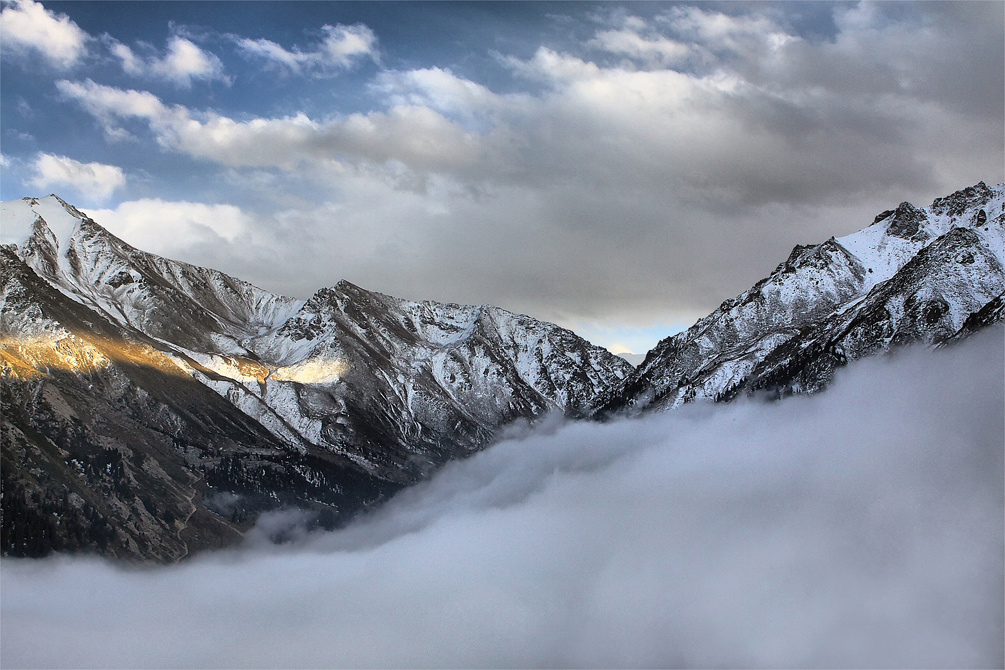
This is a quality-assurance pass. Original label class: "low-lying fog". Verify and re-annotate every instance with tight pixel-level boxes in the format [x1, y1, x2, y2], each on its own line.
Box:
[3, 330, 1003, 668]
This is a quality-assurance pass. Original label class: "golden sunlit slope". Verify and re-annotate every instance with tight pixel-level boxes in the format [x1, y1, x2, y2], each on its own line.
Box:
[0, 332, 349, 388]
[0, 333, 187, 381]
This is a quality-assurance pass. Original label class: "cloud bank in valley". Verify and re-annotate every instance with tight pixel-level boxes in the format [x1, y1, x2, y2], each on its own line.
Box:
[3, 330, 1002, 668]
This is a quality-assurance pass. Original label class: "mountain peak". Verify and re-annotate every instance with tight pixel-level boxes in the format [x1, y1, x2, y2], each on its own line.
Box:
[0, 194, 85, 251]
[600, 180, 1005, 415]
[885, 201, 929, 241]
[930, 180, 995, 217]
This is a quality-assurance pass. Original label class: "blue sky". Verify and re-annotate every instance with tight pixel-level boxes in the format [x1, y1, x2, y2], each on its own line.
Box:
[2, 1, 1002, 353]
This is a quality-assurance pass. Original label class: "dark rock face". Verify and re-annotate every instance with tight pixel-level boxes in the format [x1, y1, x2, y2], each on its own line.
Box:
[942, 290, 1005, 344]
[930, 181, 995, 217]
[1, 197, 631, 561]
[601, 181, 1005, 415]
[886, 202, 930, 241]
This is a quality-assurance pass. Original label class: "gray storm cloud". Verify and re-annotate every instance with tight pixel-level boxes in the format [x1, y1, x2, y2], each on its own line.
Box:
[52, 2, 1004, 333]
[2, 329, 1003, 668]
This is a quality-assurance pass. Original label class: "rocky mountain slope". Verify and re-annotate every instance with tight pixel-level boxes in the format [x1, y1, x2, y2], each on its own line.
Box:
[1, 196, 631, 559]
[600, 181, 1005, 414]
[4, 182, 1002, 561]
[1, 244, 393, 560]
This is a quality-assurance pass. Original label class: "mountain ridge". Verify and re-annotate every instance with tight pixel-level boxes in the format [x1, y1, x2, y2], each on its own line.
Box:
[598, 181, 1004, 414]
[1, 196, 632, 559]
[3, 181, 1003, 561]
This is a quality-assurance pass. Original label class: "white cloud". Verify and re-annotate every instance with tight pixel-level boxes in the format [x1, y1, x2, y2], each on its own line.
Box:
[662, 5, 795, 59]
[2, 332, 1002, 668]
[0, 0, 90, 69]
[234, 36, 300, 70]
[504, 46, 604, 85]
[236, 23, 377, 74]
[56, 79, 478, 172]
[106, 39, 143, 75]
[88, 199, 250, 256]
[318, 23, 378, 67]
[29, 153, 125, 201]
[590, 28, 690, 66]
[374, 67, 508, 123]
[104, 35, 228, 87]
[153, 36, 227, 86]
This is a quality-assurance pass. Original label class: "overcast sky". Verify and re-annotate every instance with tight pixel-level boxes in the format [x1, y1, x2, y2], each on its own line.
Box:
[2, 1, 1002, 352]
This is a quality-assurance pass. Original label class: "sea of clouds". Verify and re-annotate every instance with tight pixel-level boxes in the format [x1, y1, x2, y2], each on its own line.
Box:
[2, 329, 1003, 668]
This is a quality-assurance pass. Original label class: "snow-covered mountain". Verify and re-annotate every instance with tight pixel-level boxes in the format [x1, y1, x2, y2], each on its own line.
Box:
[1, 241, 391, 560]
[600, 182, 1005, 414]
[3, 182, 1002, 561]
[1, 195, 631, 559]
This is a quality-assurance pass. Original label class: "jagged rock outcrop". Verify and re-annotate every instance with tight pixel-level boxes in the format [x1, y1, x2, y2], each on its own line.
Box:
[600, 181, 1005, 414]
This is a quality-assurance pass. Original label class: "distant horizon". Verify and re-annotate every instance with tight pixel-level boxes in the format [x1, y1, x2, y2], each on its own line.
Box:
[2, 1, 1002, 353]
